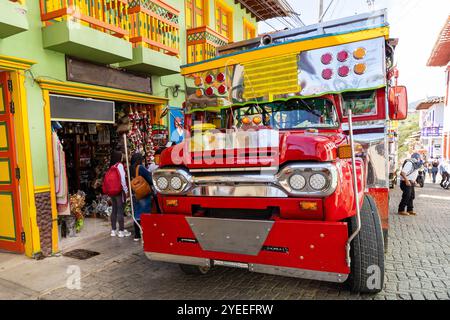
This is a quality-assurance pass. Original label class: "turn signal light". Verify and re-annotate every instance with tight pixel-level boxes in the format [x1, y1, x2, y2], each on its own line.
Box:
[194, 77, 203, 87]
[253, 116, 262, 125]
[338, 65, 350, 77]
[299, 201, 318, 211]
[242, 117, 251, 125]
[338, 144, 352, 159]
[217, 72, 226, 82]
[195, 89, 204, 97]
[354, 63, 367, 75]
[353, 47, 366, 60]
[205, 87, 215, 96]
[205, 74, 214, 84]
[218, 84, 227, 95]
[321, 53, 333, 65]
[322, 68, 333, 80]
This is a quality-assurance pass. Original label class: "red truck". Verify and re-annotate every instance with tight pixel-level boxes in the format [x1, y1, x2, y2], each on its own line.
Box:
[141, 10, 408, 293]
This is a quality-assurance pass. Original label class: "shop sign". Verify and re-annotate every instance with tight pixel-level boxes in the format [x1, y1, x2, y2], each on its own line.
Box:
[66, 57, 152, 94]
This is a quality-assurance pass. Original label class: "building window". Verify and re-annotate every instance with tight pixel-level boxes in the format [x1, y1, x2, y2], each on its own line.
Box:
[215, 1, 233, 40]
[186, 0, 208, 29]
[243, 19, 256, 40]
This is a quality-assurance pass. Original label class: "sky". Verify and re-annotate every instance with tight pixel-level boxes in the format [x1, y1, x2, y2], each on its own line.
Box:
[258, 0, 450, 103]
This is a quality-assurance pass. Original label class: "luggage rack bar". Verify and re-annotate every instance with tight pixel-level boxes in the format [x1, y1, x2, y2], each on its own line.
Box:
[218, 9, 388, 56]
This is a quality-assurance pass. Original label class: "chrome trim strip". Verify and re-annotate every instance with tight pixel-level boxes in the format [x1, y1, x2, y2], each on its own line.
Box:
[249, 263, 348, 283]
[145, 252, 210, 268]
[153, 162, 338, 197]
[187, 185, 288, 197]
[144, 252, 348, 283]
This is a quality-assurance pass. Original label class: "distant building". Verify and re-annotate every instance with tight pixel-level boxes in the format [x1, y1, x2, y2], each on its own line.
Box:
[427, 15, 450, 160]
[416, 97, 445, 158]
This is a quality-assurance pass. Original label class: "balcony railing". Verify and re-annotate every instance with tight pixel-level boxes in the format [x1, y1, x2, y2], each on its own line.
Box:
[186, 26, 229, 64]
[128, 0, 180, 56]
[40, 0, 129, 38]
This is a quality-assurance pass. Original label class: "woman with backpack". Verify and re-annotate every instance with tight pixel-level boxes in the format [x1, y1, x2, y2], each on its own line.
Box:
[129, 153, 153, 241]
[103, 150, 131, 238]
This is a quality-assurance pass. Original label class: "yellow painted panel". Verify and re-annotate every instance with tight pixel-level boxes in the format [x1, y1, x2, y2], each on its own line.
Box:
[0, 87, 4, 113]
[0, 122, 8, 150]
[0, 192, 15, 241]
[0, 159, 11, 184]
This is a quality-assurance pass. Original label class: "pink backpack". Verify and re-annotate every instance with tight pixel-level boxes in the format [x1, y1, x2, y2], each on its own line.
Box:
[102, 164, 122, 196]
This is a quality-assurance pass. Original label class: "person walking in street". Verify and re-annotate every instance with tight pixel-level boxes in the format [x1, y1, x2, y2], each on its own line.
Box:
[129, 153, 153, 242]
[398, 153, 421, 216]
[440, 160, 450, 188]
[109, 150, 131, 238]
[431, 159, 439, 183]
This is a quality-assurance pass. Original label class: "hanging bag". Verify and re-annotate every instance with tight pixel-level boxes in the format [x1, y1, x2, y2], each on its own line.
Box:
[131, 165, 151, 200]
[102, 164, 122, 197]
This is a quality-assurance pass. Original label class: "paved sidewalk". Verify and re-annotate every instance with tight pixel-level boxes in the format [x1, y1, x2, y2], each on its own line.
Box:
[1, 181, 449, 300]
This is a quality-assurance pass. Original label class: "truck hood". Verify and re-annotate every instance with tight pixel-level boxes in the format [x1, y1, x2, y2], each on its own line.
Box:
[160, 130, 345, 169]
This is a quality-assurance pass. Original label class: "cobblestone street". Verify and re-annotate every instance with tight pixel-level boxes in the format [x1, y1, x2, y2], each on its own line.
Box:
[35, 181, 450, 300]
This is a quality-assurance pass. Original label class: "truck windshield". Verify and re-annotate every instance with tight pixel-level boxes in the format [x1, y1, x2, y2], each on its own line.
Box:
[226, 98, 338, 130]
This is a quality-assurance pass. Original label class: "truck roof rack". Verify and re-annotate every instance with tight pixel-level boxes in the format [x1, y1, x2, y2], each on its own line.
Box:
[218, 9, 388, 56]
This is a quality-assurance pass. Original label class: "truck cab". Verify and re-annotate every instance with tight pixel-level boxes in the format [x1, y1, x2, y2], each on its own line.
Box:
[141, 10, 408, 293]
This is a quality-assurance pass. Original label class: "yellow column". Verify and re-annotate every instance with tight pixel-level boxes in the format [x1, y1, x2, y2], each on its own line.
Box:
[10, 71, 41, 257]
[42, 90, 59, 254]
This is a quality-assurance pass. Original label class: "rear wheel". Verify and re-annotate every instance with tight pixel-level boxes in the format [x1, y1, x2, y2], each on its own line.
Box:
[346, 195, 385, 293]
[179, 264, 211, 275]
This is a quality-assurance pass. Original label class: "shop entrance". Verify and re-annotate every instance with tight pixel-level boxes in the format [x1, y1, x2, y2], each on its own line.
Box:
[0, 72, 24, 253]
[49, 95, 167, 249]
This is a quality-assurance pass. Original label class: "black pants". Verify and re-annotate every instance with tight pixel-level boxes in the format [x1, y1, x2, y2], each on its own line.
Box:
[432, 170, 438, 183]
[111, 194, 125, 231]
[134, 220, 141, 239]
[440, 172, 449, 186]
[398, 180, 415, 212]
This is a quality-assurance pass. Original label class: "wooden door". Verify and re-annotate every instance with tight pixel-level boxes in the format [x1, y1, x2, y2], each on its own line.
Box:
[0, 72, 24, 253]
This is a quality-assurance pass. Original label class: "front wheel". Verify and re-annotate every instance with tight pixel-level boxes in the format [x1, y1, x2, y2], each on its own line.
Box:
[179, 264, 211, 275]
[345, 195, 385, 293]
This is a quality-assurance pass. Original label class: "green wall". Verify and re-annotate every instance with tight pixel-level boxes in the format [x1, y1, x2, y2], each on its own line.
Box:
[0, 0, 257, 187]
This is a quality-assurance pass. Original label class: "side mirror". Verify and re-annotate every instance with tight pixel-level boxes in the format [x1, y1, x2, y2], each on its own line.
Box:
[389, 86, 408, 120]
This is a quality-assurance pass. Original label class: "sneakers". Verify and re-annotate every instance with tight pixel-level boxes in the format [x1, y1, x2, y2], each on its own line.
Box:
[117, 230, 132, 238]
[133, 237, 141, 242]
[398, 211, 409, 216]
[407, 211, 417, 216]
[111, 230, 117, 237]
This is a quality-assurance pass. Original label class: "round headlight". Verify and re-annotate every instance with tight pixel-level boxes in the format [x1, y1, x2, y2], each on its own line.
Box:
[170, 176, 183, 190]
[156, 176, 169, 190]
[289, 174, 306, 190]
[309, 174, 327, 190]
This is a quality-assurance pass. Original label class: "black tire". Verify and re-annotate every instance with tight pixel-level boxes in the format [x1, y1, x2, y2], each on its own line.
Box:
[179, 264, 210, 275]
[345, 195, 385, 293]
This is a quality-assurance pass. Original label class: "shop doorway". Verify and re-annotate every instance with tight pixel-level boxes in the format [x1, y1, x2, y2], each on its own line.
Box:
[0, 72, 24, 253]
[49, 97, 167, 249]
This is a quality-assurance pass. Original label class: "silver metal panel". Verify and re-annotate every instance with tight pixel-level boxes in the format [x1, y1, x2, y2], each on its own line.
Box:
[188, 185, 288, 198]
[299, 37, 386, 96]
[218, 9, 387, 55]
[186, 217, 274, 256]
[145, 252, 210, 267]
[249, 263, 348, 283]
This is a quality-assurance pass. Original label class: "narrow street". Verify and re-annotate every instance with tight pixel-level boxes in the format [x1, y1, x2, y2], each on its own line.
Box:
[1, 180, 448, 300]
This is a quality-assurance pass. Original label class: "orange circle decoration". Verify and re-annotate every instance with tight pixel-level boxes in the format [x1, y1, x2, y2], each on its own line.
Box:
[354, 63, 367, 75]
[253, 116, 262, 125]
[242, 117, 251, 125]
[195, 89, 204, 97]
[194, 77, 203, 87]
[353, 47, 366, 60]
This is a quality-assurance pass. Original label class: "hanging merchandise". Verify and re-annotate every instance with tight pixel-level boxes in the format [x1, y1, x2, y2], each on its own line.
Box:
[69, 191, 86, 232]
[52, 130, 71, 216]
[126, 104, 156, 164]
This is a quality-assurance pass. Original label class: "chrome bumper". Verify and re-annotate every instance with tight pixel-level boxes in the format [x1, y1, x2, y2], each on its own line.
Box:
[145, 252, 348, 283]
